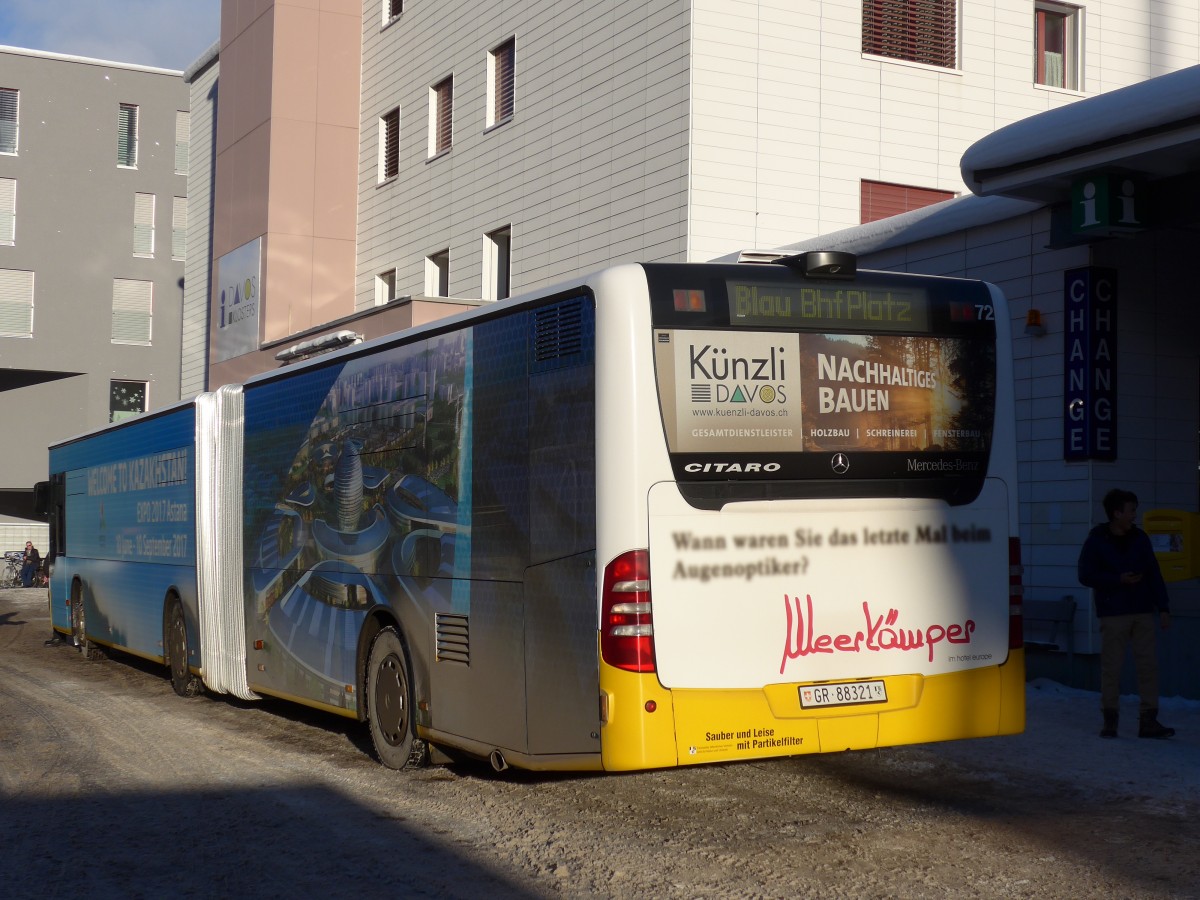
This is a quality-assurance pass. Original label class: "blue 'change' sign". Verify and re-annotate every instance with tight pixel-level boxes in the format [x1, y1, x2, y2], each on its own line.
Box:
[1063, 267, 1117, 460]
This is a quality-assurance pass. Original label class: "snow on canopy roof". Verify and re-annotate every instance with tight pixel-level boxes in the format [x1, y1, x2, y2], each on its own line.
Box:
[712, 194, 1041, 261]
[961, 64, 1200, 194]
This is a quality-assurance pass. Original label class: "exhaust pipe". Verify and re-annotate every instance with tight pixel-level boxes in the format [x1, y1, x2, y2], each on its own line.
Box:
[489, 749, 508, 772]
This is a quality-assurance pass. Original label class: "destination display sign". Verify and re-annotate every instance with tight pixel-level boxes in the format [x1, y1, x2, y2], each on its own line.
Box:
[726, 280, 931, 333]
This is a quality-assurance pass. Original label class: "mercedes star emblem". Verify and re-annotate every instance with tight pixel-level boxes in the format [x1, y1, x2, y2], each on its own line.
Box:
[830, 453, 850, 475]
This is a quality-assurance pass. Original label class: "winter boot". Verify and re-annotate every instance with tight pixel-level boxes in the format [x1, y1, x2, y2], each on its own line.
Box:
[1099, 709, 1118, 739]
[1138, 709, 1175, 739]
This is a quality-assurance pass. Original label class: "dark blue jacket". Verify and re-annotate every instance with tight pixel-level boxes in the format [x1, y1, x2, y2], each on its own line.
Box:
[1077, 523, 1170, 617]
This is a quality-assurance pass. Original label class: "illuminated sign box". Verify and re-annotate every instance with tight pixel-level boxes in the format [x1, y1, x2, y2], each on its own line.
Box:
[1070, 174, 1148, 235]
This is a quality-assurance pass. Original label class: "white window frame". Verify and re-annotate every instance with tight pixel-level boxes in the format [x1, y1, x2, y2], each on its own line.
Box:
[0, 178, 15, 245]
[375, 268, 397, 306]
[426, 250, 449, 297]
[133, 193, 156, 257]
[175, 110, 190, 175]
[379, 107, 400, 182]
[172, 196, 187, 261]
[118, 103, 139, 168]
[112, 278, 153, 345]
[110, 379, 148, 423]
[483, 227, 511, 302]
[382, 0, 403, 27]
[486, 38, 515, 129]
[428, 76, 453, 158]
[0, 268, 34, 338]
[0, 88, 17, 155]
[1034, 1, 1082, 91]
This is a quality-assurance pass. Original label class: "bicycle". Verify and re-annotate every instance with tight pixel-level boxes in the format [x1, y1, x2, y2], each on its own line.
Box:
[1, 557, 22, 588]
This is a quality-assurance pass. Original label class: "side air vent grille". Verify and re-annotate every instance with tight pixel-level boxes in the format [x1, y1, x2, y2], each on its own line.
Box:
[532, 298, 585, 368]
[435, 613, 470, 666]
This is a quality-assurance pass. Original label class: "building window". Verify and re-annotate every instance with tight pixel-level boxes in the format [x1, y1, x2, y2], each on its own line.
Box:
[112, 278, 152, 344]
[379, 108, 400, 181]
[0, 268, 34, 338]
[118, 103, 139, 167]
[487, 38, 515, 128]
[429, 77, 453, 156]
[383, 0, 403, 26]
[375, 268, 397, 306]
[175, 110, 190, 174]
[0, 88, 17, 154]
[0, 178, 14, 245]
[133, 193, 155, 257]
[860, 179, 955, 224]
[1035, 2, 1081, 90]
[110, 380, 147, 423]
[483, 227, 511, 301]
[862, 0, 957, 69]
[172, 197, 187, 260]
[426, 251, 449, 297]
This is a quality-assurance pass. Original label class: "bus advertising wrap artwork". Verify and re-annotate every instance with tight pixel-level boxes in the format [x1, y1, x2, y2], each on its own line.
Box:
[657, 330, 992, 456]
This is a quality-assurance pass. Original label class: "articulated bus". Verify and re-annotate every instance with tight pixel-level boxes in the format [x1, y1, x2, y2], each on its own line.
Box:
[42, 253, 1024, 772]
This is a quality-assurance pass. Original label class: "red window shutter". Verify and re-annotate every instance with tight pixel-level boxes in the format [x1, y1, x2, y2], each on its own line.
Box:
[495, 39, 515, 122]
[383, 109, 399, 178]
[435, 78, 453, 153]
[861, 180, 955, 224]
[862, 0, 957, 69]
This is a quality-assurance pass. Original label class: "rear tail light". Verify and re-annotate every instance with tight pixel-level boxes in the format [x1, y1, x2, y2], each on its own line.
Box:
[1008, 536, 1024, 649]
[601, 549, 655, 673]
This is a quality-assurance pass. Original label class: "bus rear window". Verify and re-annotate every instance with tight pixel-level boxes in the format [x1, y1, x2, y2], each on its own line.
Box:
[644, 264, 998, 504]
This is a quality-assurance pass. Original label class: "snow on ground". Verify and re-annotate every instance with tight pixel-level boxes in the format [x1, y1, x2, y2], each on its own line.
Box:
[928, 677, 1200, 811]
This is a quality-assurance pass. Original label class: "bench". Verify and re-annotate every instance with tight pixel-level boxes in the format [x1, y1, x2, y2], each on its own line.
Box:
[1023, 596, 1077, 661]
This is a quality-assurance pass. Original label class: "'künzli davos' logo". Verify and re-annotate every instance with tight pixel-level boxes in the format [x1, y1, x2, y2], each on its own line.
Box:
[688, 341, 789, 409]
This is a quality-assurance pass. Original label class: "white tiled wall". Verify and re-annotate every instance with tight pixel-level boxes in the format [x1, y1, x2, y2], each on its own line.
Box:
[688, 0, 1200, 263]
[853, 212, 1200, 653]
[355, 0, 1199, 305]
[0, 523, 49, 559]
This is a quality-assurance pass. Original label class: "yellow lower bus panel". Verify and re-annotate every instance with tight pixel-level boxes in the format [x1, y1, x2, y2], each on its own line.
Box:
[600, 650, 1025, 771]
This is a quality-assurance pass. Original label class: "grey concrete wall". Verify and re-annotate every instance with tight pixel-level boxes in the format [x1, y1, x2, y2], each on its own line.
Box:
[0, 48, 188, 505]
[355, 0, 692, 308]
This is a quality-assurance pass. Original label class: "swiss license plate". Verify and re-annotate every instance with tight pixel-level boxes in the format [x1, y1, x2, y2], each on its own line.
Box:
[799, 680, 888, 709]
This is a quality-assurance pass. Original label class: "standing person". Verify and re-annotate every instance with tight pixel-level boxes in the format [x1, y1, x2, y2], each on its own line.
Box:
[20, 541, 40, 588]
[1077, 488, 1174, 739]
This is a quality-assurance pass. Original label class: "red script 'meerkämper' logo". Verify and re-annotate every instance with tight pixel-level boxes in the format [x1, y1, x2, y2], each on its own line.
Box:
[779, 594, 976, 674]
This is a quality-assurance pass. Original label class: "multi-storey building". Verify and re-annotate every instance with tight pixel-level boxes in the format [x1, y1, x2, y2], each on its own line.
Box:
[0, 47, 189, 540]
[192, 0, 1199, 389]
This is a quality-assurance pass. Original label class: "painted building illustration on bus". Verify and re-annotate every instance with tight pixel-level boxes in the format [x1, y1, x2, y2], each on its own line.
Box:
[240, 303, 598, 714]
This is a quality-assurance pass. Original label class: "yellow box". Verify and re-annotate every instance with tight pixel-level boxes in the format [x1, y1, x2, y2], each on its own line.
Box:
[1143, 508, 1197, 582]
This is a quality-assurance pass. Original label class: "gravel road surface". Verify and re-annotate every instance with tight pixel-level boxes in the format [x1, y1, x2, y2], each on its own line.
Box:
[2, 586, 1197, 898]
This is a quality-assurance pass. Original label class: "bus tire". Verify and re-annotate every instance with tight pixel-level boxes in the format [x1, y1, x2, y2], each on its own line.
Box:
[71, 581, 105, 661]
[366, 627, 427, 769]
[165, 598, 203, 698]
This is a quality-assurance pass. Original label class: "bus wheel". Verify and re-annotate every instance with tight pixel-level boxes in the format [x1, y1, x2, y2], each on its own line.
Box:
[165, 599, 203, 698]
[366, 627, 427, 769]
[71, 582, 104, 661]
